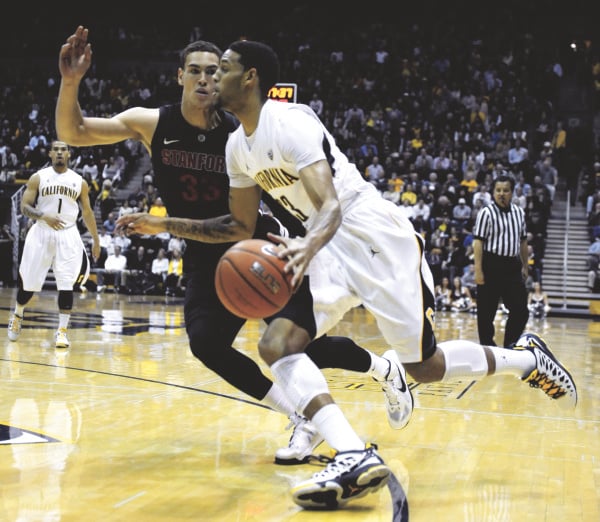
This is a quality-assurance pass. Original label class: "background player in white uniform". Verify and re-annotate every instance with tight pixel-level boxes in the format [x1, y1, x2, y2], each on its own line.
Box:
[7, 141, 100, 348]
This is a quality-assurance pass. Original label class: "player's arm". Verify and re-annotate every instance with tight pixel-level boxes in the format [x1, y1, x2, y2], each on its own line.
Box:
[20, 174, 42, 220]
[520, 237, 529, 280]
[56, 25, 156, 149]
[116, 185, 261, 243]
[269, 159, 342, 289]
[79, 180, 101, 260]
[21, 173, 64, 230]
[472, 238, 485, 285]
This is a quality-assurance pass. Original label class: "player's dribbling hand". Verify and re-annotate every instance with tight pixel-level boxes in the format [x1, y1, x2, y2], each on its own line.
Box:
[267, 232, 315, 291]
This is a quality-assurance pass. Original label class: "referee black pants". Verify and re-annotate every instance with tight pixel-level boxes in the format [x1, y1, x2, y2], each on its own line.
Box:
[476, 253, 529, 347]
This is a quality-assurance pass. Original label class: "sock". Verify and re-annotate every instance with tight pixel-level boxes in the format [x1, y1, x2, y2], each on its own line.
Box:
[14, 304, 24, 317]
[311, 403, 364, 453]
[261, 383, 296, 417]
[489, 346, 536, 378]
[369, 352, 393, 381]
[58, 313, 70, 330]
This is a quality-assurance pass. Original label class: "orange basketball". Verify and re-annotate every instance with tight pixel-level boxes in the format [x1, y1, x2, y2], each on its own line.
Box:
[215, 239, 293, 319]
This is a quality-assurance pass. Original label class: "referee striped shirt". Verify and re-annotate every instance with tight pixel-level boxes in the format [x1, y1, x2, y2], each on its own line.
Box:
[473, 202, 527, 257]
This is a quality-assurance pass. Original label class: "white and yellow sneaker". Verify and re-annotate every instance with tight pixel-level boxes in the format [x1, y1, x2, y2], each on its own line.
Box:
[7, 314, 23, 341]
[55, 328, 70, 348]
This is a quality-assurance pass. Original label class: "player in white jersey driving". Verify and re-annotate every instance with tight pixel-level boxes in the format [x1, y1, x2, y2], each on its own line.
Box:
[7, 140, 100, 348]
[119, 40, 577, 510]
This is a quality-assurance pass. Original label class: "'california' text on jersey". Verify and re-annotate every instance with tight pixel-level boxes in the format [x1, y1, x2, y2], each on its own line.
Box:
[226, 100, 372, 230]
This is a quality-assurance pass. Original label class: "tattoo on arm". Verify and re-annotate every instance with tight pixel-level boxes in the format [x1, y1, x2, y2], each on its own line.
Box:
[164, 216, 240, 242]
[22, 205, 43, 220]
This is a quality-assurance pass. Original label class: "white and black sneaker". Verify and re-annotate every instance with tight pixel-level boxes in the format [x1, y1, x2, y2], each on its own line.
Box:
[291, 443, 390, 509]
[512, 332, 577, 409]
[274, 413, 324, 465]
[374, 350, 414, 429]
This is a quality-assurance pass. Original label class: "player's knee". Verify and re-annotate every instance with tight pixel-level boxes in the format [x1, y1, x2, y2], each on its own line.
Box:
[258, 322, 310, 366]
[188, 333, 224, 368]
[58, 290, 74, 310]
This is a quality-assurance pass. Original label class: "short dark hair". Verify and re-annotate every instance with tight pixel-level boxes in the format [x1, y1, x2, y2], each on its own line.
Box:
[180, 40, 223, 67]
[492, 174, 515, 191]
[228, 40, 280, 99]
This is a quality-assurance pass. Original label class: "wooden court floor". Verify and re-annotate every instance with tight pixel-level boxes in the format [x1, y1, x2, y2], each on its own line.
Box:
[0, 287, 598, 521]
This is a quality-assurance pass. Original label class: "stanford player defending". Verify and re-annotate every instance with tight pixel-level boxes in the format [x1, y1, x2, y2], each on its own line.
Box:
[56, 26, 413, 471]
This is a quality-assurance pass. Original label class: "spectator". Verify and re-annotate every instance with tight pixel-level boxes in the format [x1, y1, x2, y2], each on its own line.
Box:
[165, 248, 184, 296]
[450, 275, 476, 313]
[96, 179, 118, 222]
[96, 244, 128, 293]
[151, 247, 169, 293]
[472, 183, 492, 207]
[167, 235, 186, 256]
[103, 211, 117, 234]
[125, 245, 153, 294]
[117, 198, 135, 219]
[507, 137, 529, 170]
[434, 276, 452, 311]
[414, 148, 434, 176]
[452, 197, 472, 231]
[536, 154, 558, 204]
[461, 262, 477, 301]
[528, 281, 551, 318]
[397, 198, 415, 221]
[102, 155, 122, 187]
[97, 226, 113, 264]
[308, 93, 324, 119]
[113, 227, 132, 254]
[365, 156, 386, 191]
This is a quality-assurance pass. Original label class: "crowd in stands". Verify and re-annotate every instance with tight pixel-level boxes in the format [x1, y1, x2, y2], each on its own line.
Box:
[1, 7, 599, 299]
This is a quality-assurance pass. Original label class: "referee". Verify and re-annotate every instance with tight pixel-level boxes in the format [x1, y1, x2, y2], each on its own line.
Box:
[473, 175, 529, 347]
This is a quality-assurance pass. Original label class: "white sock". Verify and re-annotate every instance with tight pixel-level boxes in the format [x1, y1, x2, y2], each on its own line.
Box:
[311, 403, 364, 453]
[439, 340, 537, 381]
[489, 346, 536, 378]
[367, 352, 392, 381]
[14, 304, 25, 317]
[261, 383, 296, 417]
[58, 313, 70, 330]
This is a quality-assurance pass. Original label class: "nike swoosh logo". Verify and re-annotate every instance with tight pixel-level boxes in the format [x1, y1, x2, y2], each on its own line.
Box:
[163, 138, 180, 145]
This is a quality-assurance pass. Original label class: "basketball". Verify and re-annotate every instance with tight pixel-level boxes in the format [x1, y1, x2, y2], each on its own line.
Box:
[215, 239, 293, 319]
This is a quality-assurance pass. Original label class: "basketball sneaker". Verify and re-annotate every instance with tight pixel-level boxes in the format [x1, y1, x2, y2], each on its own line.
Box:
[291, 443, 390, 509]
[275, 413, 324, 465]
[374, 350, 414, 429]
[55, 328, 70, 349]
[512, 332, 577, 409]
[7, 314, 23, 341]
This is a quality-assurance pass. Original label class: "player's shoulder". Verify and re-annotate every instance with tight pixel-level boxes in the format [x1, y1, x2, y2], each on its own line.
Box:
[220, 109, 240, 131]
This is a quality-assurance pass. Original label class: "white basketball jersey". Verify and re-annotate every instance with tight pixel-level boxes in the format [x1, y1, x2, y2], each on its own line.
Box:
[36, 167, 83, 228]
[226, 100, 375, 230]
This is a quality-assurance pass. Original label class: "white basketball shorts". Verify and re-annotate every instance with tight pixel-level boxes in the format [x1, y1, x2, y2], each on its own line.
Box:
[310, 195, 435, 363]
[19, 222, 89, 291]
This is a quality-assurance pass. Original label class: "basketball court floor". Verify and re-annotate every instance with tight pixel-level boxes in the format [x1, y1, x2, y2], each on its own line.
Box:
[1, 287, 598, 521]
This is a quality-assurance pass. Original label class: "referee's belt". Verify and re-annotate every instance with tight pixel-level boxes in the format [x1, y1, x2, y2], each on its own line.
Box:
[483, 252, 518, 260]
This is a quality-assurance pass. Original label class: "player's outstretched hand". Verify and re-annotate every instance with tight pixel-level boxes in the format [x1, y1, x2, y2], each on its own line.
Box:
[58, 25, 92, 81]
[116, 213, 166, 236]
